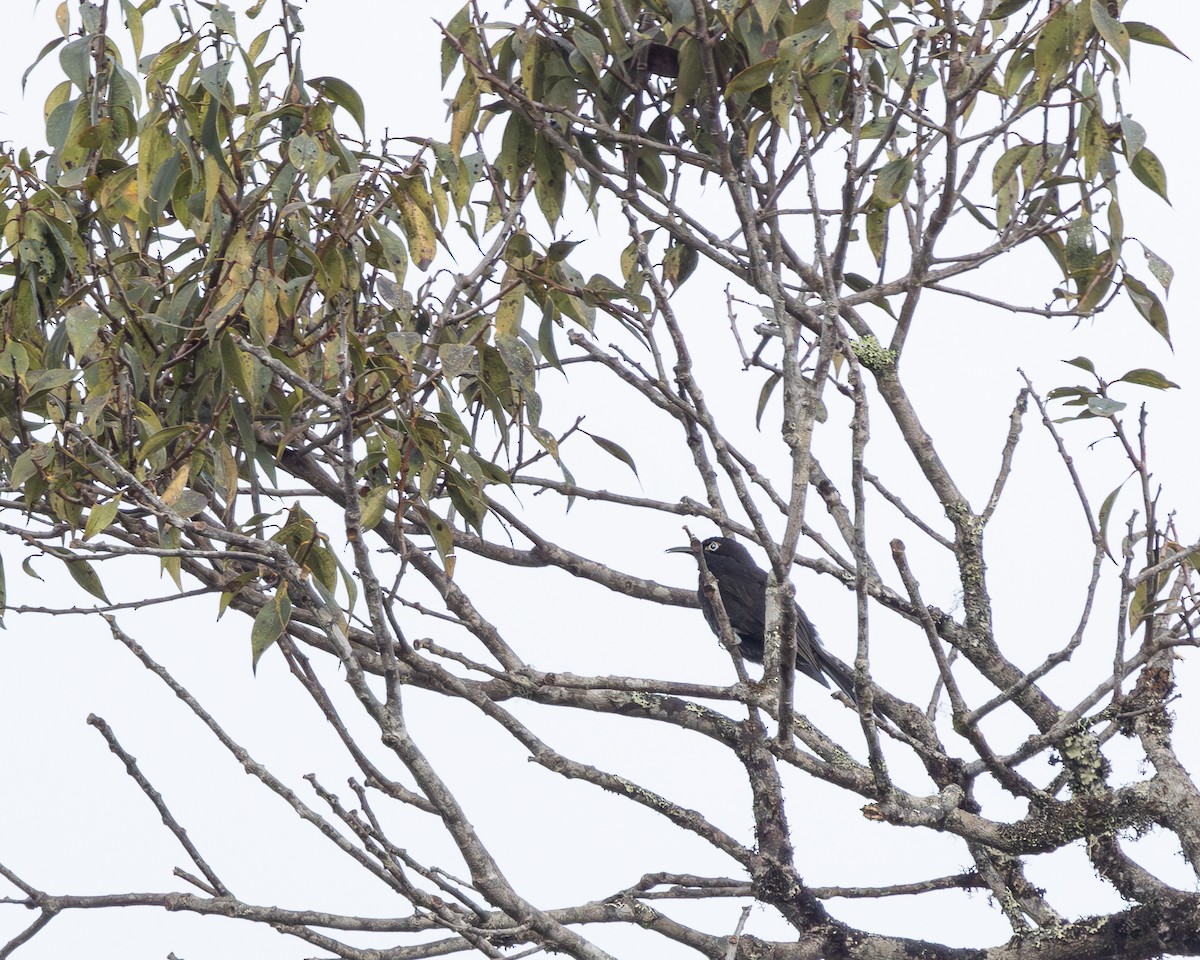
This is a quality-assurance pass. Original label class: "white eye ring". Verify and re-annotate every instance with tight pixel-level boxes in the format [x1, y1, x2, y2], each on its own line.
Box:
[706, 541, 719, 551]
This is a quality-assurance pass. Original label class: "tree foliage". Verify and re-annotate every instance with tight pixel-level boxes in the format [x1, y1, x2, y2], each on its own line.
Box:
[1, 1, 1196, 958]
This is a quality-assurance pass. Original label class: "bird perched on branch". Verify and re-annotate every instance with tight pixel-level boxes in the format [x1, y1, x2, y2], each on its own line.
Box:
[668, 537, 857, 704]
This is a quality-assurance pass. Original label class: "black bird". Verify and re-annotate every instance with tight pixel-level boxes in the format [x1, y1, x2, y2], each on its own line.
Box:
[668, 537, 857, 704]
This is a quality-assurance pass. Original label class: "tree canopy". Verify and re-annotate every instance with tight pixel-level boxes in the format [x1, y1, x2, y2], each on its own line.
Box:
[1, 1, 1196, 959]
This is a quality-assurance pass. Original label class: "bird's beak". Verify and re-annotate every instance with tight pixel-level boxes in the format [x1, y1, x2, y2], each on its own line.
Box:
[665, 545, 695, 555]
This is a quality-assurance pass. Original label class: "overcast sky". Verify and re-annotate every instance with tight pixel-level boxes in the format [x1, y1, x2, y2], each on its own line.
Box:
[1, 2, 1198, 958]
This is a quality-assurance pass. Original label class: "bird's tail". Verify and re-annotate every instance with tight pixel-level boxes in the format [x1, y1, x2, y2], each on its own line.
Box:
[816, 649, 860, 706]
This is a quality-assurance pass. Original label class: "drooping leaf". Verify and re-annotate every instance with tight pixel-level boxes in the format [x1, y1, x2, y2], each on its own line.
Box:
[1089, 0, 1130, 70]
[1122, 275, 1170, 345]
[1129, 147, 1169, 203]
[872, 155, 913, 208]
[1033, 7, 1072, 100]
[1139, 242, 1173, 294]
[865, 203, 888, 265]
[421, 507, 456, 577]
[1098, 477, 1128, 557]
[307, 76, 366, 134]
[662, 244, 699, 290]
[586, 433, 639, 478]
[538, 302, 564, 373]
[64, 557, 110, 603]
[1125, 22, 1187, 57]
[756, 372, 781, 431]
[250, 584, 291, 672]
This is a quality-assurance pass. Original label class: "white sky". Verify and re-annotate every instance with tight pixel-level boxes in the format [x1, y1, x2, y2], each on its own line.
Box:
[1, 2, 1198, 958]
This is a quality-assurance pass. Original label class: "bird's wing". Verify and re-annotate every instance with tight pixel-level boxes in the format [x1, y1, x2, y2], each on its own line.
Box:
[711, 558, 768, 641]
[792, 604, 831, 688]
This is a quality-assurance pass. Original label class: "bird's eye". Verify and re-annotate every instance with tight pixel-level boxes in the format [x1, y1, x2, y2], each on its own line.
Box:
[706, 541, 719, 551]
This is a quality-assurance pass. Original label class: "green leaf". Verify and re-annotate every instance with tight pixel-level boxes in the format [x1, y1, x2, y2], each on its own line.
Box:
[1098, 478, 1128, 556]
[439, 343, 475, 379]
[987, 0, 1034, 17]
[1126, 22, 1188, 57]
[1065, 216, 1096, 274]
[219, 571, 256, 620]
[756, 372, 781, 431]
[1116, 369, 1180, 390]
[370, 220, 409, 286]
[158, 521, 182, 589]
[1063, 356, 1095, 374]
[496, 334, 536, 387]
[360, 485, 390, 532]
[140, 425, 193, 465]
[1047, 386, 1091, 401]
[1138, 242, 1173, 294]
[533, 135, 566, 228]
[1089, 0, 1130, 70]
[1128, 578, 1151, 631]
[59, 37, 91, 92]
[637, 151, 667, 195]
[421, 507, 456, 575]
[1120, 116, 1146, 160]
[499, 112, 536, 190]
[212, 2, 237, 37]
[22, 36, 65, 94]
[394, 175, 438, 272]
[725, 58, 777, 99]
[1129, 147, 1169, 203]
[197, 84, 229, 167]
[26, 368, 81, 401]
[755, 0, 784, 32]
[587, 433, 638, 477]
[251, 584, 291, 672]
[662, 244, 699, 290]
[84, 495, 123, 541]
[145, 148, 182, 227]
[1086, 396, 1125, 417]
[387, 331, 422, 361]
[65, 303, 102, 357]
[1122, 275, 1170, 345]
[843, 273, 896, 319]
[1033, 7, 1072, 100]
[198, 60, 233, 106]
[220, 335, 262, 410]
[441, 4, 472, 86]
[119, 0, 145, 59]
[172, 490, 209, 518]
[866, 203, 888, 265]
[672, 36, 703, 115]
[826, 0, 863, 45]
[287, 132, 324, 183]
[307, 76, 366, 134]
[872, 155, 913, 208]
[65, 557, 110, 603]
[992, 143, 1032, 195]
[538, 302, 564, 373]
